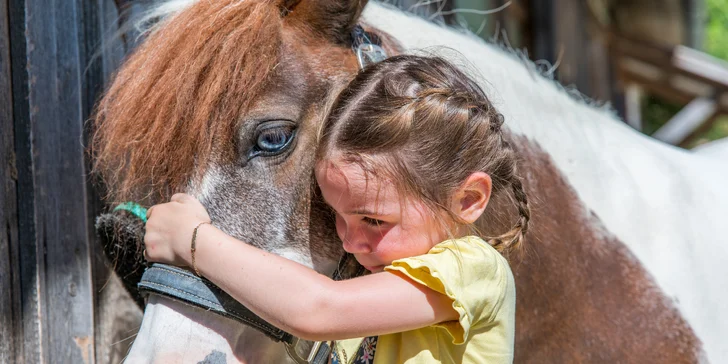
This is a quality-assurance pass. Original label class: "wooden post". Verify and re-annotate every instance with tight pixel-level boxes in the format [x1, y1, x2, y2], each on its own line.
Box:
[7, 0, 96, 362]
[84, 1, 146, 362]
[624, 84, 644, 131]
[0, 0, 21, 362]
[527, 0, 613, 102]
[683, 0, 705, 49]
[528, 0, 556, 68]
[652, 97, 718, 145]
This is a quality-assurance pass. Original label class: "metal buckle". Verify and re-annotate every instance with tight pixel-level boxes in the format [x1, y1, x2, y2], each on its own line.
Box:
[356, 43, 387, 69]
[285, 338, 333, 364]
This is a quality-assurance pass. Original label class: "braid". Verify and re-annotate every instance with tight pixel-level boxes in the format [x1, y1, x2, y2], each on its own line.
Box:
[484, 137, 531, 256]
[411, 73, 530, 256]
[507, 175, 531, 253]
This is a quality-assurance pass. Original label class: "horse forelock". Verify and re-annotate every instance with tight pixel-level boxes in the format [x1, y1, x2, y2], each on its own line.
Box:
[93, 0, 284, 204]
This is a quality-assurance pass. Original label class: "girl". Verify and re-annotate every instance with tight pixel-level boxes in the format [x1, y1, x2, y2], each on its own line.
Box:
[144, 55, 530, 364]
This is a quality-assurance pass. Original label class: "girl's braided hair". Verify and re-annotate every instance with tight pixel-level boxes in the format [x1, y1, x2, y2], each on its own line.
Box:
[317, 55, 530, 255]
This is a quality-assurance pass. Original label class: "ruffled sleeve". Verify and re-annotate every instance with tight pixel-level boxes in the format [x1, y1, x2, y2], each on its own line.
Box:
[384, 236, 513, 344]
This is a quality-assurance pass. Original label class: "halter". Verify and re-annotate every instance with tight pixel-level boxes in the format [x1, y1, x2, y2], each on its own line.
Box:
[138, 254, 364, 364]
[137, 25, 386, 364]
[351, 24, 387, 68]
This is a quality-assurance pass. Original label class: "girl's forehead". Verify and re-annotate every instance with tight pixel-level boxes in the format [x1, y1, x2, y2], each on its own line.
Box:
[316, 158, 396, 201]
[317, 158, 376, 190]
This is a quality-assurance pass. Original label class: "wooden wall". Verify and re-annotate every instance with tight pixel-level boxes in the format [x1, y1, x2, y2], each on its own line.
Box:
[0, 0, 19, 362]
[1, 1, 143, 363]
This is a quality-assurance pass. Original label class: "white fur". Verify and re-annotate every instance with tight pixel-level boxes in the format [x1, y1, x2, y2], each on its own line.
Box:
[694, 138, 728, 161]
[187, 165, 223, 205]
[125, 295, 291, 364]
[362, 3, 728, 362]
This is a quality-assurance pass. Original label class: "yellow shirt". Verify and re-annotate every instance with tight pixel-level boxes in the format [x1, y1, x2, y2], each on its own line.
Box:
[333, 236, 516, 364]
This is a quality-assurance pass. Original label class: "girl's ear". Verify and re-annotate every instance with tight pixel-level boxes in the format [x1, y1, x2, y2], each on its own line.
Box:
[450, 172, 492, 224]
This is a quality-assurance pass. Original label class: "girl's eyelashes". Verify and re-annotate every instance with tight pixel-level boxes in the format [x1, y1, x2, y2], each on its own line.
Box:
[362, 216, 386, 226]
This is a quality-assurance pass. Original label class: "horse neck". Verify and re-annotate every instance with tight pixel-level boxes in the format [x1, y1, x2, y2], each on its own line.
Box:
[126, 294, 296, 364]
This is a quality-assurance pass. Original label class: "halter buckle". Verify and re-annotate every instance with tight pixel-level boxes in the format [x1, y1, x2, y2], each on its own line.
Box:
[356, 43, 387, 69]
[285, 338, 333, 364]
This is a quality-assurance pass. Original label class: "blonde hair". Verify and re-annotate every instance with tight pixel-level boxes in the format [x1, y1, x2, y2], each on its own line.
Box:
[317, 55, 530, 255]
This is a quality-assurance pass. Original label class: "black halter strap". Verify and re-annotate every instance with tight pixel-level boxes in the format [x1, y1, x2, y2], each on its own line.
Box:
[137, 253, 364, 344]
[351, 24, 381, 50]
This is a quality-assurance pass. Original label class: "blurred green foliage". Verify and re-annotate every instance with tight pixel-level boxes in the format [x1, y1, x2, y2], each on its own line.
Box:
[705, 0, 728, 60]
[693, 0, 728, 148]
[642, 97, 682, 136]
[643, 0, 728, 148]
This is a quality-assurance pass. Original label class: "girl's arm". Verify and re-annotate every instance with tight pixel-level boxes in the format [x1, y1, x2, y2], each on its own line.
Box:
[143, 194, 457, 342]
[193, 224, 457, 341]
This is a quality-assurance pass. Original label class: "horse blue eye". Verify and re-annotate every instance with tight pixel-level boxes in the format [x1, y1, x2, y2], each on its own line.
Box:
[251, 124, 297, 157]
[258, 129, 288, 150]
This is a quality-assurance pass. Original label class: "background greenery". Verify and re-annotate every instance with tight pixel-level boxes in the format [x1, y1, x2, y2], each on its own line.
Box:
[692, 0, 728, 147]
[705, 0, 728, 60]
[646, 0, 728, 148]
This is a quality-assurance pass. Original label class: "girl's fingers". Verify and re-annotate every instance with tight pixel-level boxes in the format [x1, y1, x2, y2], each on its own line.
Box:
[146, 205, 154, 219]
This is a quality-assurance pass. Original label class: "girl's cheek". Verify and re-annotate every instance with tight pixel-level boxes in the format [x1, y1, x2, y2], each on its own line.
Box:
[334, 214, 348, 240]
[371, 225, 398, 252]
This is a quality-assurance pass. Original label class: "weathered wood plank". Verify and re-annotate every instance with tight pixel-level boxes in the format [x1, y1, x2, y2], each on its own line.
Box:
[9, 0, 97, 362]
[673, 46, 728, 87]
[7, 1, 150, 363]
[81, 1, 145, 363]
[7, 0, 45, 361]
[652, 97, 718, 145]
[624, 84, 644, 131]
[79, 2, 116, 364]
[528, 0, 555, 67]
[0, 0, 20, 362]
[34, 1, 96, 362]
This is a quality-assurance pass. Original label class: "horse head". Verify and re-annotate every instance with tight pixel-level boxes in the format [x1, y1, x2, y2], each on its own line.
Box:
[94, 0, 385, 362]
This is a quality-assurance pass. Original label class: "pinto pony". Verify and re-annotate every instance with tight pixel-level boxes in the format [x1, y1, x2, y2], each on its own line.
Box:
[93, 1, 728, 363]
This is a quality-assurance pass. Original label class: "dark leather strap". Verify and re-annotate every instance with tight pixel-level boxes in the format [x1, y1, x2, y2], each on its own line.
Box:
[351, 24, 382, 49]
[138, 263, 295, 343]
[137, 254, 365, 344]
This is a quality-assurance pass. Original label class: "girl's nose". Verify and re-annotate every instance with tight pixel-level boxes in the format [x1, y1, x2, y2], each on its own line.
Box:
[335, 214, 371, 254]
[341, 227, 372, 254]
[342, 237, 371, 254]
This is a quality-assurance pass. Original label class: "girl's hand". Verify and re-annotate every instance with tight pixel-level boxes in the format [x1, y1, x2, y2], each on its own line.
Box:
[144, 193, 211, 267]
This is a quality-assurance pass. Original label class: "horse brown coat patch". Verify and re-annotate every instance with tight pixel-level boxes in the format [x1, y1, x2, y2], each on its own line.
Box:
[485, 136, 705, 363]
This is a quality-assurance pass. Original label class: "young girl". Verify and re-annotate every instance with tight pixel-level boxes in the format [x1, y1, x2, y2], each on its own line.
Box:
[144, 55, 530, 364]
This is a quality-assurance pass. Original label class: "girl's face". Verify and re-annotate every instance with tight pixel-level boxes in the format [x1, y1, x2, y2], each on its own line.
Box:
[315, 157, 451, 273]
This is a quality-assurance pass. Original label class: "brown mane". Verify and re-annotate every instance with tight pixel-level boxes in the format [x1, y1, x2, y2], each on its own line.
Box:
[92, 0, 283, 204]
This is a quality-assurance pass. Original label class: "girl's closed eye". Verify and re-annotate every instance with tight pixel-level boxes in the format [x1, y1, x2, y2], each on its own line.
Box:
[362, 216, 387, 226]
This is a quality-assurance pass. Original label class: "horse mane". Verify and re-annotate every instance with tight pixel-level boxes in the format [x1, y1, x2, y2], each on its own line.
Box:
[92, 0, 283, 204]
